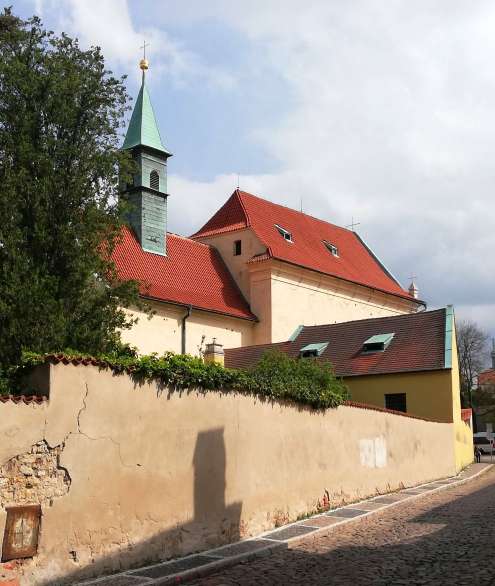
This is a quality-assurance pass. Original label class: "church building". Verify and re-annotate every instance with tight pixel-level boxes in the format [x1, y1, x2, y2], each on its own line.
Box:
[114, 60, 424, 356]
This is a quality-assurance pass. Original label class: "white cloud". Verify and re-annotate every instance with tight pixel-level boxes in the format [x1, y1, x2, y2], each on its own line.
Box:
[31, 1, 495, 335]
[32, 0, 236, 89]
[164, 1, 495, 334]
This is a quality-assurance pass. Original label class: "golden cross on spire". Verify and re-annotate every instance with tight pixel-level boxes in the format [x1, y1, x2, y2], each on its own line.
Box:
[140, 40, 150, 60]
[139, 41, 150, 79]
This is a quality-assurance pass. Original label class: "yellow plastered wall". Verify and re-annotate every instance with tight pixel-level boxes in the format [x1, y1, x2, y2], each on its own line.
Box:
[121, 301, 254, 356]
[450, 317, 474, 470]
[1, 362, 457, 583]
[345, 370, 455, 423]
[195, 229, 267, 300]
[268, 262, 419, 343]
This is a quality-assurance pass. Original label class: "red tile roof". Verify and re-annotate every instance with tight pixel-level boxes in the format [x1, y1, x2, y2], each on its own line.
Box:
[479, 369, 495, 386]
[193, 190, 421, 304]
[0, 395, 47, 405]
[112, 227, 256, 321]
[225, 309, 447, 377]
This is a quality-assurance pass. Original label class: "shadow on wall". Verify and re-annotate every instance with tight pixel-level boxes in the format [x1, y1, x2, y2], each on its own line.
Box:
[40, 427, 242, 585]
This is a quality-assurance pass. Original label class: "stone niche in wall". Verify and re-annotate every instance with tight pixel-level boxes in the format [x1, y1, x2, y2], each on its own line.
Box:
[0, 440, 71, 562]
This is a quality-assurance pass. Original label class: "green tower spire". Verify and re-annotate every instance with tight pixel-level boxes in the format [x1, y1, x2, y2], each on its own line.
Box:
[121, 57, 172, 256]
[122, 78, 171, 155]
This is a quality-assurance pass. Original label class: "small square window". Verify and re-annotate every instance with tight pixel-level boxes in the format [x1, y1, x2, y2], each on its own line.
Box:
[233, 240, 242, 256]
[275, 224, 293, 242]
[323, 241, 339, 257]
[1, 505, 41, 561]
[385, 393, 407, 413]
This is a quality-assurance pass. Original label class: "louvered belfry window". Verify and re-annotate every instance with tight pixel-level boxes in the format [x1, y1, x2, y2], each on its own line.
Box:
[150, 170, 160, 191]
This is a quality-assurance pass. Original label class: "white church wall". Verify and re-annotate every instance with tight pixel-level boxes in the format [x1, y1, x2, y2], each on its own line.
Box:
[268, 261, 419, 343]
[121, 300, 254, 356]
[195, 228, 267, 300]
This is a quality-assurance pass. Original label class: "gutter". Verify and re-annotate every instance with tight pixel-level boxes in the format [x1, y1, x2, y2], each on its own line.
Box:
[139, 295, 258, 322]
[181, 305, 192, 355]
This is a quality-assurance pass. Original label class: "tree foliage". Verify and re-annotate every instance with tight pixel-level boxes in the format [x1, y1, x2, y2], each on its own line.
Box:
[0, 9, 142, 370]
[472, 383, 495, 423]
[12, 349, 349, 409]
[457, 319, 489, 405]
[247, 350, 349, 408]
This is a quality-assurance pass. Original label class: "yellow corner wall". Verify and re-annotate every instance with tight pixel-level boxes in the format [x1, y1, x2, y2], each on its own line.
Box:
[450, 316, 474, 470]
[345, 311, 473, 473]
[121, 301, 254, 356]
[345, 370, 455, 423]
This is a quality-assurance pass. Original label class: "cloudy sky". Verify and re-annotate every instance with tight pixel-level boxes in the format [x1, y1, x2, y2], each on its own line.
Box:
[12, 0, 495, 342]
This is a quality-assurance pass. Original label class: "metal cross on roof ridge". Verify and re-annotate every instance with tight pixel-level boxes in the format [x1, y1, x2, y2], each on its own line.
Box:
[346, 216, 361, 231]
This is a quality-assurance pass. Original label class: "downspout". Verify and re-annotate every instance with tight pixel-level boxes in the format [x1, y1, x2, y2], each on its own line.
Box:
[181, 305, 192, 354]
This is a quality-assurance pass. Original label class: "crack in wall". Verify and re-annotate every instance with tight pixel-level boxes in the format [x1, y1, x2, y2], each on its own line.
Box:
[72, 383, 142, 469]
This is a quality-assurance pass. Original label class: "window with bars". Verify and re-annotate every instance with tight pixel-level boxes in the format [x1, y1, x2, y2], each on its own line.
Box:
[385, 393, 407, 413]
[150, 170, 160, 191]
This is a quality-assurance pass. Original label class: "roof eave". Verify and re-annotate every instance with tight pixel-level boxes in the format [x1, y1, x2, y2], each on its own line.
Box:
[139, 294, 258, 323]
[340, 366, 450, 378]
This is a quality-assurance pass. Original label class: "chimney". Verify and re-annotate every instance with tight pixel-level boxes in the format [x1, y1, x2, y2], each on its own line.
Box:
[203, 338, 224, 366]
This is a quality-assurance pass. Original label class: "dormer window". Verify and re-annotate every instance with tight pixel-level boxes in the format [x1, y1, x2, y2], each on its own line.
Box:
[275, 224, 293, 242]
[362, 333, 395, 353]
[299, 342, 329, 358]
[323, 241, 339, 257]
[150, 170, 159, 191]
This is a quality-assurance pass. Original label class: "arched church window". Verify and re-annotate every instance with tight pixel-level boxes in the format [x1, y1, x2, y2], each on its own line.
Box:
[150, 170, 160, 191]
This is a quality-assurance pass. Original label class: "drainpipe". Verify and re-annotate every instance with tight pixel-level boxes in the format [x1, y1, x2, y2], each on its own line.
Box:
[181, 305, 192, 354]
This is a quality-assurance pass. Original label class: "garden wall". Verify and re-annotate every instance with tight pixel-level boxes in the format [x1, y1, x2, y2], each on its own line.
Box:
[0, 361, 457, 585]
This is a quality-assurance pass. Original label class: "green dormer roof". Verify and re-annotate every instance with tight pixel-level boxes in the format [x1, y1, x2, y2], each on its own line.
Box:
[123, 81, 171, 155]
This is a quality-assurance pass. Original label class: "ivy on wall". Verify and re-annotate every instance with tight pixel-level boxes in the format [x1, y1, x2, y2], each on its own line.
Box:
[12, 349, 349, 410]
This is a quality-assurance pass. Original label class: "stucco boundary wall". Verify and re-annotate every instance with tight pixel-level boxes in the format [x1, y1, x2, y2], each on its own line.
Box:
[1, 362, 457, 585]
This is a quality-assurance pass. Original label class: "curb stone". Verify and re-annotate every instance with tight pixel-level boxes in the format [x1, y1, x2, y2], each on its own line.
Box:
[77, 463, 492, 585]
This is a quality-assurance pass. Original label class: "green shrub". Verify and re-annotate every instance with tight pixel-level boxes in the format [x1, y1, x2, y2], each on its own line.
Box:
[247, 350, 348, 408]
[8, 349, 348, 410]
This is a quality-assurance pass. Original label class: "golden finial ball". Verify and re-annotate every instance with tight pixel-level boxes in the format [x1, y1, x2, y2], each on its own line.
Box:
[139, 58, 149, 71]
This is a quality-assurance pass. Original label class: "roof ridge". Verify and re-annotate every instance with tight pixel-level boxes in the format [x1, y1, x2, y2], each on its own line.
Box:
[237, 189, 354, 234]
[167, 232, 213, 248]
[236, 189, 275, 256]
[235, 188, 252, 228]
[226, 341, 290, 351]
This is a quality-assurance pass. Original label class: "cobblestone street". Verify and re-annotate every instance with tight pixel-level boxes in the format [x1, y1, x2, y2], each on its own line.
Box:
[192, 468, 495, 586]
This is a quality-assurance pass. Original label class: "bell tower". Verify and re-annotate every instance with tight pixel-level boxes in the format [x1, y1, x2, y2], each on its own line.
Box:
[121, 55, 172, 255]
